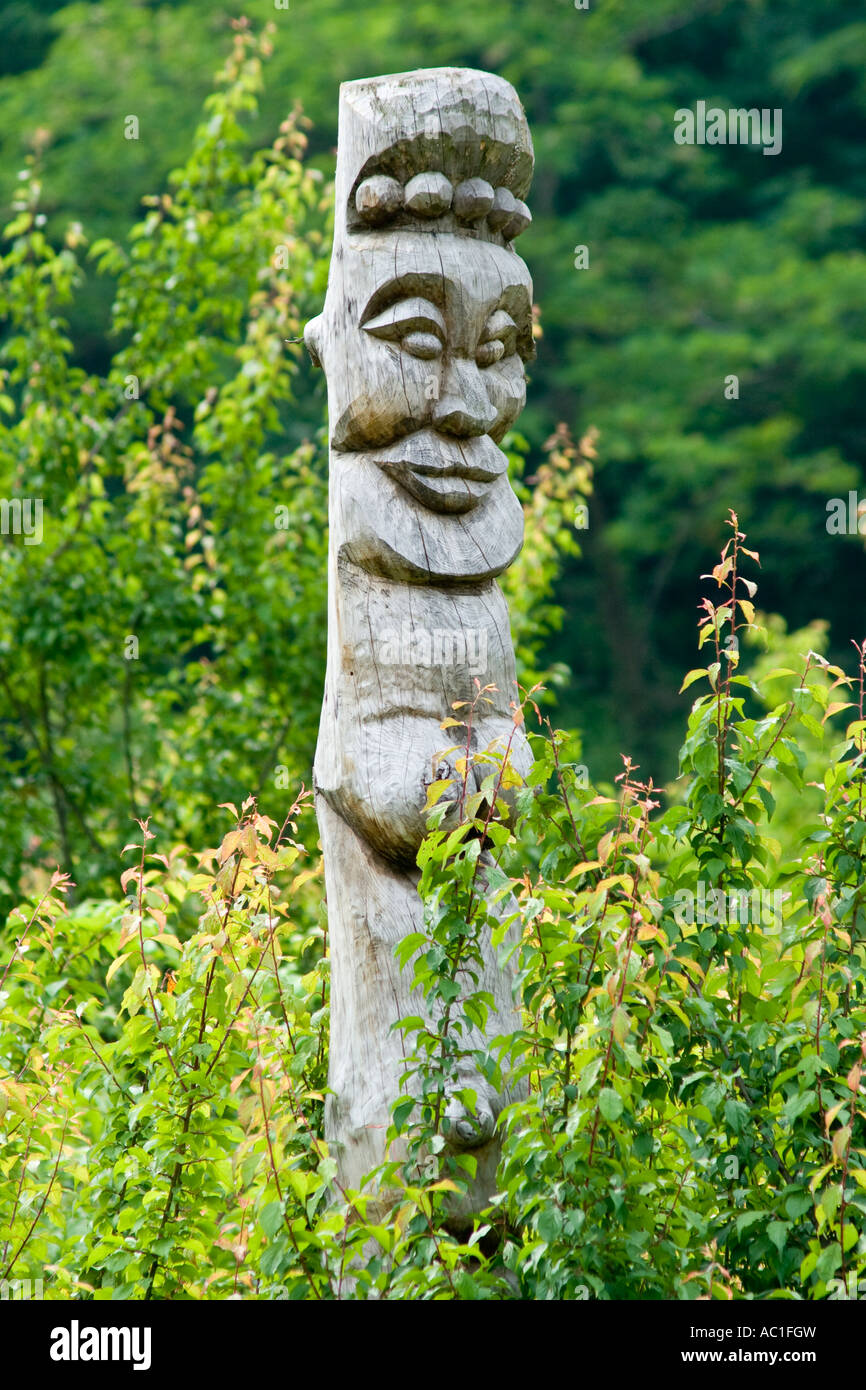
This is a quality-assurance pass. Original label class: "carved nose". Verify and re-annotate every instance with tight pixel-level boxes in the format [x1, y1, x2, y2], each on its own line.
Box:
[432, 360, 497, 436]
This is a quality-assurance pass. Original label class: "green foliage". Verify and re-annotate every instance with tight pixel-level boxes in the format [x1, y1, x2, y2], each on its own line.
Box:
[382, 517, 866, 1300]
[0, 25, 331, 912]
[502, 422, 594, 697]
[4, 520, 865, 1299]
[0, 21, 583, 915]
[1, 794, 332, 1299]
[2, 11, 865, 1305]
[2, 0, 865, 775]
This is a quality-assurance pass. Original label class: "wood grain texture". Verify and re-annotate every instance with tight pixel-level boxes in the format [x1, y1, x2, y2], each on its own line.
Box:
[306, 67, 535, 1223]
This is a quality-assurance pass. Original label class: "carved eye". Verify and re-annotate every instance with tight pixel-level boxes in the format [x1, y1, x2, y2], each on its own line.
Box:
[400, 331, 443, 359]
[362, 297, 445, 360]
[477, 309, 517, 367]
[476, 340, 505, 367]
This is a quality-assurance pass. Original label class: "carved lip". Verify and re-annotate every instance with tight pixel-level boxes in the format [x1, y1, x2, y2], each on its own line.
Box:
[372, 432, 508, 513]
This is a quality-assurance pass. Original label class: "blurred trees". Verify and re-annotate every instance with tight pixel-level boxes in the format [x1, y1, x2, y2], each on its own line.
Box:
[0, 29, 331, 909]
[1, 0, 865, 832]
[0, 24, 585, 907]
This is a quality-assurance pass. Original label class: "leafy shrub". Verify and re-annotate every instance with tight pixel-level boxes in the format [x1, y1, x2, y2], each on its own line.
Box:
[2, 518, 865, 1300]
[2, 24, 864, 1303]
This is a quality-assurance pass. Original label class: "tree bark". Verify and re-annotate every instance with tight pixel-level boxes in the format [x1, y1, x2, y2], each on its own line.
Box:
[305, 67, 536, 1222]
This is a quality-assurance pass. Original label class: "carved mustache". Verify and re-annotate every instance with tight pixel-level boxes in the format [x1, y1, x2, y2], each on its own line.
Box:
[370, 430, 508, 483]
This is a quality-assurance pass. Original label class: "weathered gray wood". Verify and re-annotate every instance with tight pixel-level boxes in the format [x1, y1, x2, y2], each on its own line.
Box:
[305, 67, 535, 1222]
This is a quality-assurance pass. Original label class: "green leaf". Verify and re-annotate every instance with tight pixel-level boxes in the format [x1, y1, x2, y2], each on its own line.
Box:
[599, 1087, 623, 1122]
[536, 1208, 563, 1243]
[785, 1192, 813, 1220]
[767, 1220, 790, 1255]
[260, 1201, 284, 1239]
[392, 1098, 415, 1131]
[106, 952, 132, 985]
[680, 668, 709, 694]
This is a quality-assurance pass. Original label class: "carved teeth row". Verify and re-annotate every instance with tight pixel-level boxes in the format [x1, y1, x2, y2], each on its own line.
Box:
[405, 171, 454, 216]
[354, 173, 531, 239]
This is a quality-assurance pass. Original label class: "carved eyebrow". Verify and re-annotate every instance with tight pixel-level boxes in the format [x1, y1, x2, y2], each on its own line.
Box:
[497, 287, 535, 361]
[362, 296, 447, 338]
[481, 309, 517, 341]
[360, 275, 535, 359]
[360, 273, 447, 327]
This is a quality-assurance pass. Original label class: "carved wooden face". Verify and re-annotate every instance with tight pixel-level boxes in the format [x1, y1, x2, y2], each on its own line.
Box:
[308, 233, 534, 517]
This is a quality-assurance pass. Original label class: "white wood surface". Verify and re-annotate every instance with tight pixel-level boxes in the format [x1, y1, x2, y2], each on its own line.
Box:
[307, 67, 535, 1223]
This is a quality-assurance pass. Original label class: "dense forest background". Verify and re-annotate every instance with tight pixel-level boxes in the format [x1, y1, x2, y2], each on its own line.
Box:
[3, 1, 866, 1307]
[1, 0, 865, 902]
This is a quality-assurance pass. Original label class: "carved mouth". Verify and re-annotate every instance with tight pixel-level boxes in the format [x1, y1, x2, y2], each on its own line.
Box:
[372, 432, 508, 513]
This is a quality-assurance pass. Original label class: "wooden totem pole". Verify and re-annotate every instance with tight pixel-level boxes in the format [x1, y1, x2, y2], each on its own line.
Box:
[305, 68, 535, 1221]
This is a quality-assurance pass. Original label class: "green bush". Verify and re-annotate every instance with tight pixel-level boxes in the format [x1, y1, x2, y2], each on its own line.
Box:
[3, 518, 865, 1299]
[2, 22, 864, 1304]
